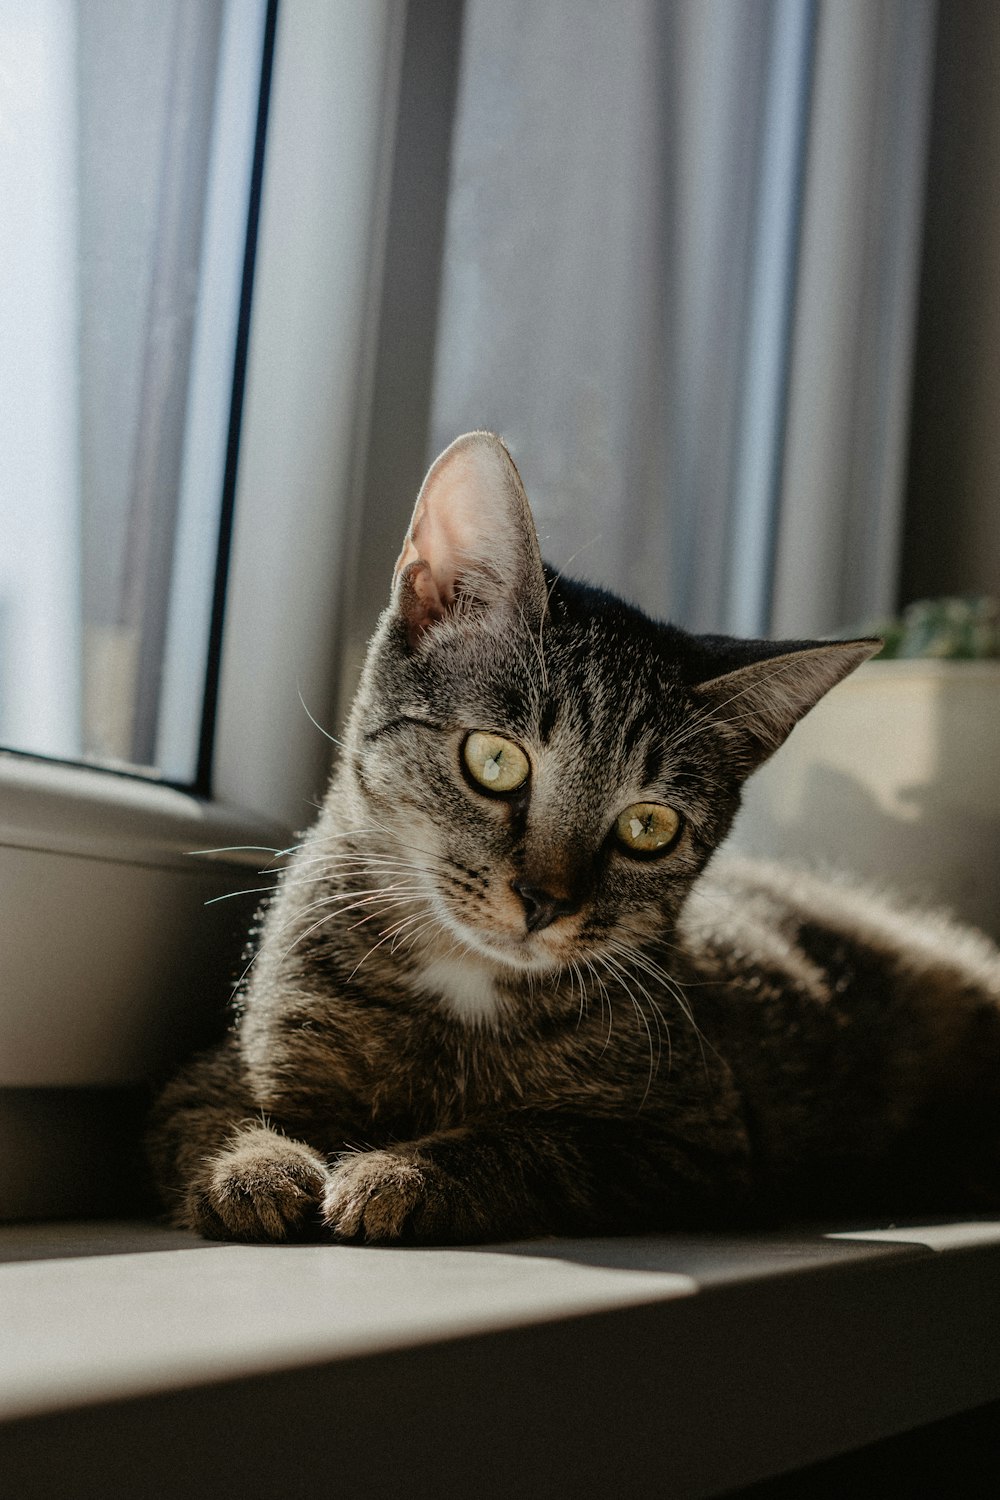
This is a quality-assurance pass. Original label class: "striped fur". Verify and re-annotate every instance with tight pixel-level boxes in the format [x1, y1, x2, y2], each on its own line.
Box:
[147, 435, 1000, 1242]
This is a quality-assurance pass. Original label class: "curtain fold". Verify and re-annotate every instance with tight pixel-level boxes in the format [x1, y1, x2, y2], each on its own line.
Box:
[770, 0, 937, 637]
[428, 0, 937, 639]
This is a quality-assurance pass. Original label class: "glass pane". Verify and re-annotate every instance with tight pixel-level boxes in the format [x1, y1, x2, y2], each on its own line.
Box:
[0, 0, 267, 781]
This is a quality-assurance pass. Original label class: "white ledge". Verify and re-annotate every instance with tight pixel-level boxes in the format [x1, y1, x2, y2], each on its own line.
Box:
[2, 1219, 999, 1498]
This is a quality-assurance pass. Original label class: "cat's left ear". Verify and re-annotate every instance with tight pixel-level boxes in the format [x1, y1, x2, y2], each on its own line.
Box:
[392, 432, 548, 648]
[690, 637, 881, 774]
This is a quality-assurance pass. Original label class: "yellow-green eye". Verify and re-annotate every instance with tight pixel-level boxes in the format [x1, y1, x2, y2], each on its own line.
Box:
[462, 732, 530, 793]
[615, 802, 681, 855]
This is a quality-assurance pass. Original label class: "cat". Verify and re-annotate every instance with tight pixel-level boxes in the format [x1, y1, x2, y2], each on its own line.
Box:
[147, 431, 1000, 1243]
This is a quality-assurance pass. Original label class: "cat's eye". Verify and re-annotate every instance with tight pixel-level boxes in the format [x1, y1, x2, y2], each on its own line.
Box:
[462, 731, 530, 793]
[614, 802, 682, 856]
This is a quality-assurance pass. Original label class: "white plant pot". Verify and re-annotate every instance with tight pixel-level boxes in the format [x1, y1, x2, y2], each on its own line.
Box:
[728, 660, 1000, 940]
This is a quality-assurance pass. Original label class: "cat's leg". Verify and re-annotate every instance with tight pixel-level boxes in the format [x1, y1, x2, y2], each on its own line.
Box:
[146, 1035, 330, 1242]
[321, 1111, 752, 1243]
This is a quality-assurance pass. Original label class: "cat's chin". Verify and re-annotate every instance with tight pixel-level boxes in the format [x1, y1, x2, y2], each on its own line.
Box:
[431, 909, 566, 977]
[477, 939, 565, 977]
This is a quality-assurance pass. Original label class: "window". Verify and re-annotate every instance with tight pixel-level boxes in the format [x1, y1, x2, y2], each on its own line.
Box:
[0, 0, 272, 785]
[0, 0, 405, 1219]
[0, 0, 980, 1222]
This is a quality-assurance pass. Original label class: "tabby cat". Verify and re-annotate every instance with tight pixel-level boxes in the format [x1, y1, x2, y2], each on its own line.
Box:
[147, 432, 1000, 1242]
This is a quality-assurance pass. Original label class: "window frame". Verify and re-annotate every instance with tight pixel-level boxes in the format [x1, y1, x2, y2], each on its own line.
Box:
[0, 0, 407, 1197]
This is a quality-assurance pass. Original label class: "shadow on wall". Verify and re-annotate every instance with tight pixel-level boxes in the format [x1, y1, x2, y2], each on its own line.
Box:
[727, 661, 1000, 940]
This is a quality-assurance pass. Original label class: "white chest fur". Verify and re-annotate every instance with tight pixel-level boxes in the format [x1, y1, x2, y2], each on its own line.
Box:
[409, 953, 505, 1026]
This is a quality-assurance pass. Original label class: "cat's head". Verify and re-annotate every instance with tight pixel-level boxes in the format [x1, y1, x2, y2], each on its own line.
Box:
[341, 433, 877, 977]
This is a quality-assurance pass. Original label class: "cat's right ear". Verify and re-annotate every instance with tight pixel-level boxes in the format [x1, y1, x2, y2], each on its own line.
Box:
[392, 432, 548, 648]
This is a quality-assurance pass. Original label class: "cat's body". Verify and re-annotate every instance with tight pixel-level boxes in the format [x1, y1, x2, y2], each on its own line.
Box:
[148, 434, 1000, 1242]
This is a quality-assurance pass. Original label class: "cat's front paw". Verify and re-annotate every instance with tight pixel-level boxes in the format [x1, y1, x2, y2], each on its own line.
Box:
[322, 1149, 454, 1244]
[188, 1128, 329, 1243]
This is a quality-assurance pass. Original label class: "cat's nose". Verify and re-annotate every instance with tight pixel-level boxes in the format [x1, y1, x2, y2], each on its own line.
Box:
[511, 880, 578, 933]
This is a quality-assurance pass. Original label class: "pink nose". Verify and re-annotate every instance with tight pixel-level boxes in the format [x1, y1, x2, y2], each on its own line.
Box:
[511, 880, 579, 933]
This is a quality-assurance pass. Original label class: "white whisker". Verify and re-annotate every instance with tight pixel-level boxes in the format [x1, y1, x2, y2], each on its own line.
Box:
[297, 682, 347, 751]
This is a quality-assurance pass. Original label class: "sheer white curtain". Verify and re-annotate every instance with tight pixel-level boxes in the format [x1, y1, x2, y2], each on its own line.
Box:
[427, 0, 936, 639]
[0, 0, 266, 776]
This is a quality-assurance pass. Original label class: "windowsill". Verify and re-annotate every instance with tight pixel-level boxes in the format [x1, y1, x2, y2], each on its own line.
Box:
[3, 1218, 1000, 1497]
[0, 753, 288, 1110]
[0, 750, 288, 870]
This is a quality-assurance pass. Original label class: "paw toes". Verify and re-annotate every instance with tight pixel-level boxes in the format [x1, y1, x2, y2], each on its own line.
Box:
[322, 1152, 426, 1243]
[191, 1134, 329, 1242]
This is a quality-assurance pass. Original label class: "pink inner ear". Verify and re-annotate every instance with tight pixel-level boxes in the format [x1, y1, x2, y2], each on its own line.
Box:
[401, 450, 488, 605]
[395, 558, 448, 647]
[389, 441, 500, 606]
[391, 432, 547, 643]
[409, 559, 446, 619]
